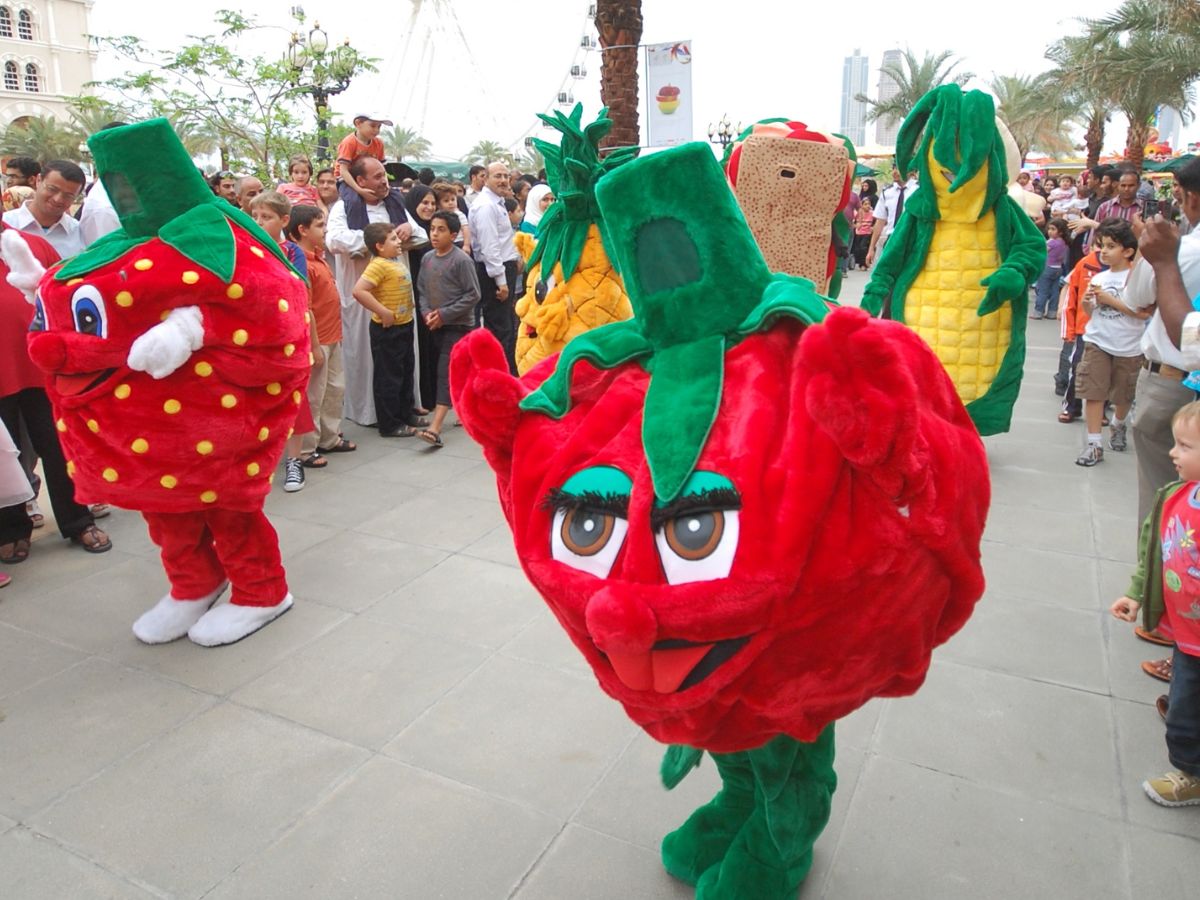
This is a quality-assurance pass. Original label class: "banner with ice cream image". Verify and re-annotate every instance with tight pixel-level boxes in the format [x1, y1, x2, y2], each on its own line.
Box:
[645, 41, 693, 148]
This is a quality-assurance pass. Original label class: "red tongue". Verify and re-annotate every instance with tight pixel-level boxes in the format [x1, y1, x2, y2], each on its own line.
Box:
[56, 371, 102, 396]
[606, 644, 713, 693]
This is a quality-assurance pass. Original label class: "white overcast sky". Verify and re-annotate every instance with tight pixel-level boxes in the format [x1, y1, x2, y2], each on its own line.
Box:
[87, 0, 1199, 160]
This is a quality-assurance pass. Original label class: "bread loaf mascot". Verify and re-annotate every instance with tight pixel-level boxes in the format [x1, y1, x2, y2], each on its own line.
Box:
[451, 142, 990, 898]
[3, 119, 309, 646]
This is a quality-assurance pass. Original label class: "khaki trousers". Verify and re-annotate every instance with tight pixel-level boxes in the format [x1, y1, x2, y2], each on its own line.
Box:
[301, 342, 345, 456]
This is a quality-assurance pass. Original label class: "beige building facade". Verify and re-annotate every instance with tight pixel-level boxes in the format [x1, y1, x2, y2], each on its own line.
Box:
[0, 0, 95, 126]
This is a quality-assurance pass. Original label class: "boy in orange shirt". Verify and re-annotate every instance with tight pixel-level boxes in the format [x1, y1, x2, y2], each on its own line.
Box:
[1056, 249, 1105, 424]
[336, 114, 390, 204]
[287, 205, 353, 467]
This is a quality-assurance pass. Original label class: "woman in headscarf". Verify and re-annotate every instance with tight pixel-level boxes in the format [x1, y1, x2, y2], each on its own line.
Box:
[405, 184, 439, 414]
[521, 183, 555, 236]
[858, 177, 878, 208]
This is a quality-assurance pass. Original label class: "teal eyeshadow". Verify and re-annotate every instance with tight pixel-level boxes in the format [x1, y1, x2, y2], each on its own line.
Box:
[654, 470, 734, 507]
[559, 465, 633, 497]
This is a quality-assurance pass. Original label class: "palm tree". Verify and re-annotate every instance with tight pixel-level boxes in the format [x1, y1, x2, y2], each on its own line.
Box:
[167, 114, 221, 159]
[0, 116, 87, 162]
[382, 125, 432, 160]
[68, 98, 131, 137]
[1093, 0, 1200, 84]
[594, 0, 643, 150]
[855, 49, 973, 135]
[1045, 34, 1119, 169]
[513, 144, 546, 177]
[990, 73, 1077, 164]
[462, 140, 511, 165]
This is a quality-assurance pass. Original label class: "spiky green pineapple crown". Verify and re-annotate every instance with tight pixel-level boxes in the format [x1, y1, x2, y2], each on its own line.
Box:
[528, 104, 638, 281]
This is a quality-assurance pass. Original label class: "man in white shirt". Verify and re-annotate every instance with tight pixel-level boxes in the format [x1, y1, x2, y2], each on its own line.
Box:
[326, 156, 428, 426]
[471, 161, 521, 373]
[866, 167, 918, 267]
[1125, 157, 1200, 523]
[464, 165, 487, 207]
[2, 160, 86, 259]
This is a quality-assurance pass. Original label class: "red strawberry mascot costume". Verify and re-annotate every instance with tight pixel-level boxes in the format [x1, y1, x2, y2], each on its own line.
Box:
[5, 119, 309, 646]
[451, 143, 991, 897]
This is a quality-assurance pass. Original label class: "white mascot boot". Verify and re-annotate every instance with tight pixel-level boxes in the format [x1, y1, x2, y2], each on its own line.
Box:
[187, 594, 294, 647]
[132, 582, 229, 644]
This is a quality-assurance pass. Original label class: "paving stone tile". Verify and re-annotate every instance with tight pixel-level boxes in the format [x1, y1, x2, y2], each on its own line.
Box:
[232, 616, 488, 749]
[0, 623, 87, 700]
[0, 827, 155, 899]
[0, 658, 213, 819]
[339, 439, 483, 489]
[205, 755, 558, 900]
[515, 824, 693, 900]
[460, 523, 521, 568]
[271, 515, 342, 562]
[983, 501, 1095, 556]
[1094, 510, 1139, 564]
[281, 531, 447, 613]
[874, 661, 1121, 818]
[30, 703, 369, 898]
[83, 508, 159, 562]
[981, 540, 1098, 609]
[1127, 826, 1200, 899]
[104, 597, 348, 696]
[0, 539, 136, 603]
[364, 553, 540, 648]
[1112, 698, 1200, 839]
[355, 487, 504, 552]
[836, 699, 883, 752]
[823, 755, 1128, 900]
[937, 592, 1108, 692]
[434, 459, 507, 501]
[1105, 616, 1171, 704]
[0, 812, 14, 833]
[501, 603, 595, 679]
[262, 471, 400, 530]
[384, 654, 636, 818]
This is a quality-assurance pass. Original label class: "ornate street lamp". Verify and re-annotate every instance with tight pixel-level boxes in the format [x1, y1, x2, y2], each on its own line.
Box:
[708, 115, 738, 150]
[286, 19, 358, 162]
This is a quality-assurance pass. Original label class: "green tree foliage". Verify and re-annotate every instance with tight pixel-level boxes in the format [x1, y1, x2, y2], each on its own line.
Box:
[90, 9, 375, 181]
[990, 73, 1077, 163]
[1044, 34, 1121, 169]
[856, 49, 973, 130]
[382, 125, 432, 160]
[0, 116, 86, 162]
[462, 140, 512, 165]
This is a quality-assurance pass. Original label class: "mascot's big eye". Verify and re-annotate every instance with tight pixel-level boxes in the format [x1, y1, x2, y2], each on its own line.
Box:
[70, 285, 107, 338]
[655, 511, 739, 585]
[29, 294, 46, 332]
[535, 273, 557, 303]
[551, 507, 629, 578]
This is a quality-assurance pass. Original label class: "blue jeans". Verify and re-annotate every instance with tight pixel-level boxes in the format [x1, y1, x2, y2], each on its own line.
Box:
[1167, 647, 1200, 776]
[1034, 263, 1063, 315]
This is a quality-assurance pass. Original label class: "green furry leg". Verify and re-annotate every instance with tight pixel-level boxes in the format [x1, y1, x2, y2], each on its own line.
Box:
[661, 751, 756, 885]
[665, 728, 836, 900]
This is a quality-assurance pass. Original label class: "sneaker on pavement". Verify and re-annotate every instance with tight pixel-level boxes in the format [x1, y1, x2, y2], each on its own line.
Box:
[1110, 423, 1128, 451]
[283, 457, 305, 493]
[1075, 444, 1104, 467]
[1143, 770, 1200, 807]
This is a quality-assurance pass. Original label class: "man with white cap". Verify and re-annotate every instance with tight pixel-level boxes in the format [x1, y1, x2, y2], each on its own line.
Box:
[337, 114, 393, 204]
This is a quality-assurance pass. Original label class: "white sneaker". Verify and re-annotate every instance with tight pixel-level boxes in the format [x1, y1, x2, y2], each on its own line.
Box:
[132, 581, 229, 644]
[283, 457, 305, 492]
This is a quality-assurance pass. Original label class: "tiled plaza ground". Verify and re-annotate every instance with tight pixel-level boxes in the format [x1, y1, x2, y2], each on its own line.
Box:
[1, 272, 1198, 898]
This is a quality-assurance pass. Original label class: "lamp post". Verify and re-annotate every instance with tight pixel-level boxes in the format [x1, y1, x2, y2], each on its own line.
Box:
[286, 18, 358, 163]
[708, 115, 738, 150]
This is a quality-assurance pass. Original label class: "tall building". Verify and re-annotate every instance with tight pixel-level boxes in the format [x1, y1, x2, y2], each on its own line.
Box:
[0, 0, 96, 127]
[875, 48, 902, 147]
[840, 48, 868, 146]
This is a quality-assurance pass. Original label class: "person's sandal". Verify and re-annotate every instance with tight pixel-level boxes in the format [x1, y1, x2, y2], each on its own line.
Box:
[300, 452, 328, 469]
[71, 524, 112, 554]
[1135, 626, 1175, 647]
[1057, 411, 1077, 424]
[1157, 694, 1169, 722]
[0, 537, 32, 564]
[418, 429, 443, 449]
[0, 571, 10, 588]
[26, 499, 44, 529]
[89, 503, 112, 519]
[1142, 658, 1173, 683]
[318, 438, 357, 453]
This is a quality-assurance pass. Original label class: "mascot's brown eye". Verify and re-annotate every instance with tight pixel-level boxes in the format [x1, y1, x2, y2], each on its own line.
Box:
[561, 508, 616, 557]
[665, 511, 724, 561]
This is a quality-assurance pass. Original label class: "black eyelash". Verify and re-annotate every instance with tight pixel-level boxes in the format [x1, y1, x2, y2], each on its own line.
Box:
[650, 487, 742, 531]
[542, 488, 630, 518]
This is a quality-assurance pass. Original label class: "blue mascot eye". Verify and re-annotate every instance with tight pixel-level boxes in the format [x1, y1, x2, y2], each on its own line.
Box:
[70, 285, 106, 338]
[29, 295, 46, 332]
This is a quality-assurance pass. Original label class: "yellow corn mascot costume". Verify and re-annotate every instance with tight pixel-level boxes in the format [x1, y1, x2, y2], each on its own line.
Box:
[514, 105, 636, 375]
[861, 84, 1045, 435]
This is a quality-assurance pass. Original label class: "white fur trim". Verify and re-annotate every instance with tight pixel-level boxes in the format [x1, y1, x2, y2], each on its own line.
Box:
[132, 581, 228, 644]
[126, 305, 205, 379]
[188, 593, 293, 647]
[1, 228, 46, 302]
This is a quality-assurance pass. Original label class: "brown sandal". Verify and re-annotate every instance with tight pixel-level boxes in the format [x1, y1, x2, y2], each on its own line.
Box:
[0, 538, 31, 564]
[1135, 626, 1175, 647]
[1142, 658, 1173, 683]
[71, 524, 112, 554]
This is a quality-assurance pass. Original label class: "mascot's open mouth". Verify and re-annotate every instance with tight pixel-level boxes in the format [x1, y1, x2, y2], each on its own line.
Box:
[604, 636, 750, 693]
[56, 368, 117, 397]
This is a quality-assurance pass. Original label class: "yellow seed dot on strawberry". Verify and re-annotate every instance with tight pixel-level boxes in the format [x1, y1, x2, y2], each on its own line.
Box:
[116, 291, 133, 308]
[160, 474, 177, 489]
[55, 418, 66, 432]
[66, 460, 76, 477]
[226, 283, 244, 299]
[182, 271, 200, 285]
[102, 467, 118, 483]
[163, 399, 182, 414]
[196, 440, 214, 455]
[131, 438, 149, 454]
[220, 394, 237, 409]
[200, 490, 218, 503]
[246, 462, 261, 476]
[134, 258, 153, 271]
[67, 278, 83, 286]
[292, 391, 301, 404]
[250, 246, 265, 258]
[257, 426, 269, 441]
[194, 361, 213, 377]
[278, 299, 289, 312]
[86, 419, 100, 433]
[283, 343, 295, 357]
[114, 383, 131, 399]
[233, 329, 249, 346]
[266, 382, 281, 395]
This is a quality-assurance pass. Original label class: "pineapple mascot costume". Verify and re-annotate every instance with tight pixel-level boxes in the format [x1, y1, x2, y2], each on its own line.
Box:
[513, 105, 637, 375]
[861, 84, 1045, 436]
[450, 142, 991, 898]
[4, 119, 309, 646]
